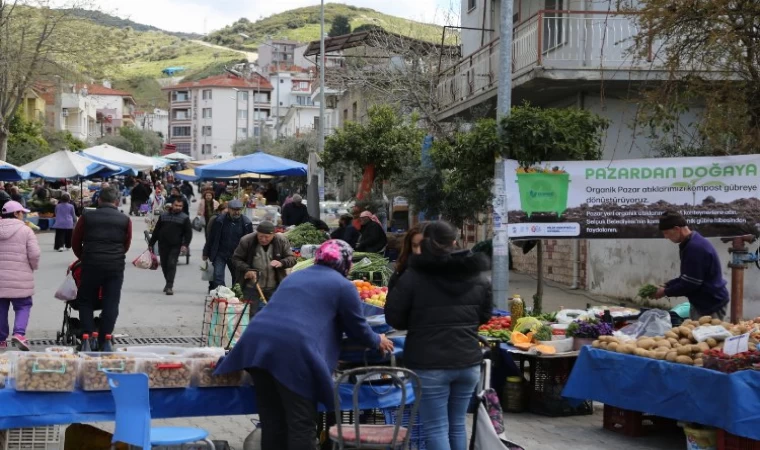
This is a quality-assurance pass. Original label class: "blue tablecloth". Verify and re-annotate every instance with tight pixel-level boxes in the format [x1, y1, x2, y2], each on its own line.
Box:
[563, 347, 760, 440]
[0, 383, 415, 429]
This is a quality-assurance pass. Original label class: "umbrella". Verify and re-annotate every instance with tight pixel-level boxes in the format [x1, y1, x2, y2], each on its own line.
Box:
[163, 152, 194, 161]
[0, 160, 30, 181]
[21, 151, 124, 180]
[82, 144, 159, 172]
[194, 152, 307, 178]
[77, 153, 137, 177]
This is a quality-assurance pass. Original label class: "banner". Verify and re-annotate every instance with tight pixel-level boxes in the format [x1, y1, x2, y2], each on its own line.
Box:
[504, 155, 760, 239]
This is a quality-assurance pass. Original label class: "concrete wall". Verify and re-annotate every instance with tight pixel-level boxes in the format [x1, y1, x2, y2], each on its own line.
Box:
[512, 239, 587, 288]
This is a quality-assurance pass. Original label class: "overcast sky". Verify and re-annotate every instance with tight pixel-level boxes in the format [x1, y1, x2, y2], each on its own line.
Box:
[89, 0, 461, 34]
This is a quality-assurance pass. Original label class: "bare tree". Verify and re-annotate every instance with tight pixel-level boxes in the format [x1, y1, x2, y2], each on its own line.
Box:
[0, 0, 116, 160]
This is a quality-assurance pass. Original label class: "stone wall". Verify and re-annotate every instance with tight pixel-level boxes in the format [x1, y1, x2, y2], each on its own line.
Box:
[510, 240, 587, 288]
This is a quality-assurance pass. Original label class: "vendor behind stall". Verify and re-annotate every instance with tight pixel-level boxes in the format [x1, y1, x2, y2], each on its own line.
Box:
[214, 240, 394, 450]
[654, 211, 729, 320]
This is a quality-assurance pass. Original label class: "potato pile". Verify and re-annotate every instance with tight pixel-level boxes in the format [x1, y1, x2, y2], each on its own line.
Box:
[80, 354, 144, 391]
[591, 316, 759, 366]
[145, 358, 192, 388]
[15, 353, 79, 392]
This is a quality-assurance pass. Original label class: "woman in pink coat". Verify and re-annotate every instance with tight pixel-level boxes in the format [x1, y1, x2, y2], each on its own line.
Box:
[0, 201, 40, 350]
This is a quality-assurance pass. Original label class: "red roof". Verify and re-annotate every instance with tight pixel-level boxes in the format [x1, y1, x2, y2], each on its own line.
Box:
[163, 74, 273, 91]
[82, 84, 134, 97]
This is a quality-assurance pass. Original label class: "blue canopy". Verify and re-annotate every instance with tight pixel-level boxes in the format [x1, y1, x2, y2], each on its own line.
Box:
[194, 152, 307, 178]
[0, 160, 30, 181]
[77, 153, 137, 177]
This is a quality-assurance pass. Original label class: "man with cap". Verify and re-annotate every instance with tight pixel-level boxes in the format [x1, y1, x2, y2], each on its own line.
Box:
[281, 194, 310, 227]
[149, 197, 193, 295]
[232, 221, 297, 314]
[356, 211, 388, 254]
[203, 199, 253, 289]
[654, 211, 729, 320]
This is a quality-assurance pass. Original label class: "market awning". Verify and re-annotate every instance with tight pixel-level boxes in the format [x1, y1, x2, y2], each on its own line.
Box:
[194, 152, 306, 178]
[163, 152, 194, 161]
[0, 160, 30, 181]
[21, 151, 125, 180]
[82, 144, 160, 172]
[186, 158, 233, 169]
[175, 168, 274, 182]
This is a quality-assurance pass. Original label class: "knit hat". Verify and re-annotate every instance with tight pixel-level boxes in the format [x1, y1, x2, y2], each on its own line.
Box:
[659, 211, 687, 231]
[257, 221, 275, 234]
[228, 199, 244, 210]
[314, 239, 354, 277]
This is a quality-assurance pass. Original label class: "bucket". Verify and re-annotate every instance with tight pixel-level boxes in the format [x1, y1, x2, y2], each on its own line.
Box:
[684, 426, 717, 450]
[503, 376, 524, 413]
[515, 172, 570, 217]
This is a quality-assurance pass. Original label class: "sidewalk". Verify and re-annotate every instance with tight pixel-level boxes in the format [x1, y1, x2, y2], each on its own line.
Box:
[506, 270, 631, 312]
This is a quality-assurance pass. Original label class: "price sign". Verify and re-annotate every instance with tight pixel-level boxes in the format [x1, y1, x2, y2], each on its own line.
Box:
[723, 333, 750, 356]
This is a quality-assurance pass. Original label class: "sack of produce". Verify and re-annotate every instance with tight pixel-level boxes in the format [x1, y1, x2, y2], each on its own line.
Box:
[54, 273, 78, 302]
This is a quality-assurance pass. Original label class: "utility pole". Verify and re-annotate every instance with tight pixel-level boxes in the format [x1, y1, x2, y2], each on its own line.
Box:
[307, 0, 325, 219]
[492, 0, 514, 310]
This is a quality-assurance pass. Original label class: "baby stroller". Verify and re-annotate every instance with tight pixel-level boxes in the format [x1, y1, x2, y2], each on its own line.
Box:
[55, 261, 102, 346]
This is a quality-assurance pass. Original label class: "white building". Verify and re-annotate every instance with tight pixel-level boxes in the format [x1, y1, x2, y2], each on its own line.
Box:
[267, 68, 321, 137]
[84, 82, 137, 137]
[135, 108, 170, 141]
[162, 74, 273, 159]
[40, 83, 98, 143]
[258, 39, 301, 74]
[278, 104, 335, 138]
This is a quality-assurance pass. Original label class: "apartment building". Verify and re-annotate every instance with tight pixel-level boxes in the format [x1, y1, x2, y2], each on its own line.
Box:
[35, 82, 98, 143]
[84, 82, 137, 137]
[258, 39, 301, 74]
[135, 108, 170, 141]
[162, 74, 273, 159]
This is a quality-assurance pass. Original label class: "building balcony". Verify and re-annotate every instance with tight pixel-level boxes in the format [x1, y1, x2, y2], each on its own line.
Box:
[436, 10, 663, 117]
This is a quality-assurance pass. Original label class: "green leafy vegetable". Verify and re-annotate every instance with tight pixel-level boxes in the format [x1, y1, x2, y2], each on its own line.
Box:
[285, 223, 328, 248]
[534, 325, 553, 342]
[638, 284, 659, 300]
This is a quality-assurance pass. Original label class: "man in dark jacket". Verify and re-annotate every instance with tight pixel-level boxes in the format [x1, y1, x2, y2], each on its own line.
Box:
[166, 186, 190, 215]
[180, 181, 195, 203]
[232, 221, 297, 314]
[129, 180, 151, 215]
[356, 211, 387, 253]
[203, 199, 253, 288]
[149, 198, 193, 295]
[330, 214, 360, 248]
[655, 212, 729, 319]
[281, 194, 310, 226]
[72, 186, 132, 349]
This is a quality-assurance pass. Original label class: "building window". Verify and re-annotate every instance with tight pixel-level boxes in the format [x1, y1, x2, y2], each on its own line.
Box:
[202, 108, 212, 118]
[237, 110, 248, 119]
[254, 93, 269, 103]
[176, 143, 191, 155]
[254, 110, 269, 120]
[352, 102, 357, 121]
[296, 96, 312, 106]
[201, 144, 212, 155]
[201, 126, 212, 136]
[202, 89, 212, 100]
[173, 109, 189, 120]
[313, 116, 320, 130]
[467, 0, 476, 12]
[238, 91, 249, 101]
[238, 127, 248, 138]
[172, 91, 189, 102]
[172, 126, 191, 137]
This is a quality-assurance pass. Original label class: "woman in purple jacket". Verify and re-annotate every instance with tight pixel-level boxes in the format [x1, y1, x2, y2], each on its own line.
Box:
[52, 193, 78, 252]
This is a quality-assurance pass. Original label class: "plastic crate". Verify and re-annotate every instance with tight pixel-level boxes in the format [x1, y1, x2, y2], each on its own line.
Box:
[527, 357, 592, 417]
[602, 404, 678, 437]
[717, 429, 760, 450]
[382, 407, 425, 449]
[0, 425, 64, 450]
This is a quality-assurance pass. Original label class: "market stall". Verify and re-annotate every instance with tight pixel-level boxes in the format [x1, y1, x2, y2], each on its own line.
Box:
[0, 160, 30, 181]
[82, 144, 160, 172]
[193, 152, 307, 178]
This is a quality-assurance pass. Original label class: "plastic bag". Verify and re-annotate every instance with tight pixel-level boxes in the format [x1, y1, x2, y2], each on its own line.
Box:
[556, 309, 593, 324]
[618, 309, 672, 338]
[210, 286, 236, 300]
[200, 261, 214, 282]
[692, 325, 733, 343]
[149, 251, 159, 270]
[54, 273, 78, 301]
[192, 216, 203, 232]
[671, 302, 691, 319]
[132, 250, 153, 269]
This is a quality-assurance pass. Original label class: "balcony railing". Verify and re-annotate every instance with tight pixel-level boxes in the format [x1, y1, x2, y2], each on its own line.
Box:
[436, 10, 659, 113]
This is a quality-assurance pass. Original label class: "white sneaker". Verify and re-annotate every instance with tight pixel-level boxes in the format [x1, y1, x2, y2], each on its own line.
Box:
[57, 248, 64, 252]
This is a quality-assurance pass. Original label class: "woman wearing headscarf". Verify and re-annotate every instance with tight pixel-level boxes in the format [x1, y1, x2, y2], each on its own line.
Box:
[356, 210, 387, 253]
[214, 240, 394, 450]
[385, 220, 492, 450]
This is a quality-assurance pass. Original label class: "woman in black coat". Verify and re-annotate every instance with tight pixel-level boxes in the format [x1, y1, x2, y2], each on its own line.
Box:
[385, 221, 491, 450]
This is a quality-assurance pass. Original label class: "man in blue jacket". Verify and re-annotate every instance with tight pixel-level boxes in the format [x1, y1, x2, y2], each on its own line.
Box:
[203, 199, 253, 289]
[655, 212, 729, 320]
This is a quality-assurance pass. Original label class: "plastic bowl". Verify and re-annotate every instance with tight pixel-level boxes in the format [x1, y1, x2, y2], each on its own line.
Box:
[538, 337, 574, 353]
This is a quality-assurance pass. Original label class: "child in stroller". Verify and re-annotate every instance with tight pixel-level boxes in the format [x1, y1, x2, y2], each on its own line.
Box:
[55, 260, 103, 346]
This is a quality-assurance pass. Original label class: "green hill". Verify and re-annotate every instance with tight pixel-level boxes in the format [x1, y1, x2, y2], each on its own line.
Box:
[205, 3, 455, 50]
[61, 9, 202, 40]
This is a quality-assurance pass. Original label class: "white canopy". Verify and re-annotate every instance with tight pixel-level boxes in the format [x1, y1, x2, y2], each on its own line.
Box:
[82, 144, 159, 172]
[21, 151, 122, 180]
[163, 152, 194, 161]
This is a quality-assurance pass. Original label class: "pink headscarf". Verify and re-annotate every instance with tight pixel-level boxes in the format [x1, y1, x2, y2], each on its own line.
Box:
[360, 210, 381, 226]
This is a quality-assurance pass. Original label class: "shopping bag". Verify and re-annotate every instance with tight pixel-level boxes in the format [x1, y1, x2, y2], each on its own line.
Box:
[132, 250, 153, 269]
[54, 273, 78, 302]
[201, 261, 214, 281]
[192, 216, 203, 232]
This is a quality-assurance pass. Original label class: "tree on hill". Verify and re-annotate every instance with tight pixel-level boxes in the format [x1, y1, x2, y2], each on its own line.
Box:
[328, 15, 351, 37]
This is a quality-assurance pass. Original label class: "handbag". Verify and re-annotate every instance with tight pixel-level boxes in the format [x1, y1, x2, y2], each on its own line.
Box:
[192, 216, 203, 232]
[54, 273, 78, 302]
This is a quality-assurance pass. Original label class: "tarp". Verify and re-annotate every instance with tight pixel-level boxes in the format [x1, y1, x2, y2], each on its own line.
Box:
[82, 144, 159, 172]
[503, 154, 760, 239]
[163, 152, 193, 161]
[77, 153, 137, 177]
[195, 152, 307, 178]
[186, 158, 234, 169]
[21, 151, 124, 180]
[563, 347, 760, 440]
[175, 168, 274, 182]
[0, 160, 30, 181]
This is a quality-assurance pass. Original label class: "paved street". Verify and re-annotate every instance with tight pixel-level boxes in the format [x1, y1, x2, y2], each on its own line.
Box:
[17, 206, 685, 449]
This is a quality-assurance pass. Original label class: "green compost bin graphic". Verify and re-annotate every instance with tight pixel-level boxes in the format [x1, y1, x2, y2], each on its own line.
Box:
[516, 172, 570, 217]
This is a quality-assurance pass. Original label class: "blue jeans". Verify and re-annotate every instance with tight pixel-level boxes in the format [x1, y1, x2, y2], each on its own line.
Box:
[416, 365, 480, 450]
[212, 255, 236, 288]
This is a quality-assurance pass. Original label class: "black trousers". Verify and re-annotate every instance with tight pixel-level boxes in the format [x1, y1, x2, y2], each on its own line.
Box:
[54, 229, 73, 250]
[78, 265, 123, 347]
[159, 245, 181, 288]
[248, 368, 318, 450]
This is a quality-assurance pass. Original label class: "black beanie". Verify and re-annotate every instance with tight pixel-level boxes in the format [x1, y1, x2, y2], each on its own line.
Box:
[659, 211, 687, 231]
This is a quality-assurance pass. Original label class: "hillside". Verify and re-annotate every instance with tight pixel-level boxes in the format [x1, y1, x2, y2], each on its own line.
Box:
[61, 9, 202, 40]
[205, 3, 456, 51]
